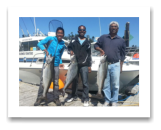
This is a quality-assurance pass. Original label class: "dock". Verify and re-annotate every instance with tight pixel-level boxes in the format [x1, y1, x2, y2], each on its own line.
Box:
[19, 82, 139, 107]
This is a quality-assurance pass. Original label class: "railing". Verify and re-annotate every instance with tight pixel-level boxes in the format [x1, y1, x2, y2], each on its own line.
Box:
[125, 47, 139, 56]
[30, 53, 45, 67]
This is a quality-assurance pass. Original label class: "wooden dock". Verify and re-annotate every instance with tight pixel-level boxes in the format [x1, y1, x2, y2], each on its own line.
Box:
[19, 82, 139, 107]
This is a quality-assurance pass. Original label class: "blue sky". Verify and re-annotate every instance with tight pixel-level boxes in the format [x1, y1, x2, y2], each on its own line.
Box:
[19, 17, 139, 47]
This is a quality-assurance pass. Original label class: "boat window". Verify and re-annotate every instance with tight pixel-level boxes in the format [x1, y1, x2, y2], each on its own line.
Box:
[38, 59, 43, 62]
[19, 40, 42, 51]
[62, 60, 70, 63]
[91, 44, 100, 57]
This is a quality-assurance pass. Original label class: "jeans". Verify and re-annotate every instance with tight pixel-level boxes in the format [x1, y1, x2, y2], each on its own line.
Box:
[37, 64, 59, 99]
[103, 62, 120, 103]
[71, 65, 89, 101]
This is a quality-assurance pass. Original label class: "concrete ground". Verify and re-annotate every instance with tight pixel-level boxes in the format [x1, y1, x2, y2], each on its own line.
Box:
[19, 82, 139, 107]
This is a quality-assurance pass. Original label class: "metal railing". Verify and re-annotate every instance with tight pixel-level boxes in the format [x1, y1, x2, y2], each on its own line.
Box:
[30, 53, 45, 67]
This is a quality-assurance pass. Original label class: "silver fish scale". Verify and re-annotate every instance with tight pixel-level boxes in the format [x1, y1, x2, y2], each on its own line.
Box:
[46, 55, 54, 64]
[42, 56, 54, 97]
[63, 56, 78, 90]
[96, 55, 108, 98]
[100, 55, 107, 63]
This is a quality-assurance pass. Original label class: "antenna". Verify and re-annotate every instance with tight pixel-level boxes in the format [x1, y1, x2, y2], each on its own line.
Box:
[34, 17, 36, 35]
[99, 17, 102, 36]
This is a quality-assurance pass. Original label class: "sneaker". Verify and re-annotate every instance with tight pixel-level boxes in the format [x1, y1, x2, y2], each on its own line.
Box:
[53, 98, 61, 106]
[111, 102, 117, 107]
[66, 96, 77, 103]
[84, 101, 89, 107]
[102, 102, 110, 107]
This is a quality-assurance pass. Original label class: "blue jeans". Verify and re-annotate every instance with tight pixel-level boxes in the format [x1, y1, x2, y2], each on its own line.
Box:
[103, 62, 120, 103]
[71, 65, 89, 101]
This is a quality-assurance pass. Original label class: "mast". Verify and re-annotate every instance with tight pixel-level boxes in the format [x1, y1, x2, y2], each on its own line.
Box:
[34, 17, 36, 35]
[99, 17, 102, 36]
[19, 24, 25, 37]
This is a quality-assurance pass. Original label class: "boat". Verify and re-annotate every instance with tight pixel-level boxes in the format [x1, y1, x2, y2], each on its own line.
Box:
[19, 19, 139, 93]
[124, 47, 139, 65]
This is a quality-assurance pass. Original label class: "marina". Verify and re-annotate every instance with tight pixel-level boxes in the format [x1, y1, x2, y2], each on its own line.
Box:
[19, 18, 139, 107]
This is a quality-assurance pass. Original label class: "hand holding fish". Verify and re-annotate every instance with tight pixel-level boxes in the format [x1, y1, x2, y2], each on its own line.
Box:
[100, 50, 105, 56]
[95, 47, 105, 56]
[70, 51, 74, 55]
[59, 64, 64, 69]
[44, 49, 49, 56]
[88, 67, 91, 73]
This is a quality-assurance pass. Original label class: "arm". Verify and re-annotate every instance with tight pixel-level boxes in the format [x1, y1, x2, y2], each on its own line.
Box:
[59, 46, 65, 64]
[37, 37, 52, 56]
[67, 39, 74, 55]
[120, 40, 126, 73]
[87, 43, 92, 73]
[94, 37, 105, 56]
[120, 61, 124, 73]
[95, 47, 105, 56]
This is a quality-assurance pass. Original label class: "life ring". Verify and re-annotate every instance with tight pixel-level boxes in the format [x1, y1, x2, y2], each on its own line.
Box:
[49, 79, 64, 89]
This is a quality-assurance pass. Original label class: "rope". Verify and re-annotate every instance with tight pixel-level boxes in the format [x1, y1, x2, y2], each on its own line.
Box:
[21, 18, 27, 30]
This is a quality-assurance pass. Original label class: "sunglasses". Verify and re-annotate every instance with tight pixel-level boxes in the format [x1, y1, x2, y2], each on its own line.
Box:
[78, 29, 86, 32]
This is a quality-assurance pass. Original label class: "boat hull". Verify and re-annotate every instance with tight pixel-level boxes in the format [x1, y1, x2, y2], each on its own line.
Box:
[19, 64, 139, 92]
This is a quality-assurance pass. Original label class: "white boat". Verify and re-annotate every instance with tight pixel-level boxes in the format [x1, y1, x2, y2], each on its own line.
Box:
[124, 47, 139, 65]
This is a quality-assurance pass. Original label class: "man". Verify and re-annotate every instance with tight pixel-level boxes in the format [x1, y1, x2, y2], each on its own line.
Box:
[34, 27, 65, 106]
[67, 25, 92, 107]
[94, 21, 126, 106]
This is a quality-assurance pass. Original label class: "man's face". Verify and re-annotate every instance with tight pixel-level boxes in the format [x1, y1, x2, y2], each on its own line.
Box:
[56, 30, 64, 41]
[109, 23, 118, 34]
[78, 26, 86, 37]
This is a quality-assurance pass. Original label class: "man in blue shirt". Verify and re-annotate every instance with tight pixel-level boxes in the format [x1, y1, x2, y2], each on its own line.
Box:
[94, 21, 126, 106]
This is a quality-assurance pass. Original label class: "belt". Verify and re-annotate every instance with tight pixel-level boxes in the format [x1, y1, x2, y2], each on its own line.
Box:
[108, 61, 119, 65]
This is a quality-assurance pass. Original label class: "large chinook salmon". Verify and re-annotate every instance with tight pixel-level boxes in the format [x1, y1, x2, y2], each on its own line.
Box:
[42, 55, 54, 99]
[96, 55, 108, 98]
[61, 55, 78, 97]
